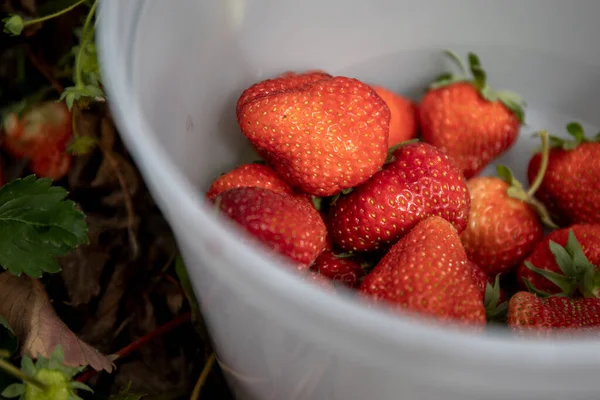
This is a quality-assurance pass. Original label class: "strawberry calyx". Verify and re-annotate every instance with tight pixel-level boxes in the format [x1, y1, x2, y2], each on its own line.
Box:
[547, 122, 600, 151]
[484, 274, 508, 322]
[497, 130, 558, 229]
[429, 50, 526, 123]
[385, 138, 419, 164]
[523, 229, 600, 298]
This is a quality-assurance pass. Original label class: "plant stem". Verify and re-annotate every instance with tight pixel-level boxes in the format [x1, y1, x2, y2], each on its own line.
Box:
[0, 350, 10, 359]
[190, 353, 216, 400]
[22, 0, 86, 28]
[0, 358, 49, 392]
[527, 130, 550, 198]
[75, 0, 98, 88]
[75, 312, 192, 383]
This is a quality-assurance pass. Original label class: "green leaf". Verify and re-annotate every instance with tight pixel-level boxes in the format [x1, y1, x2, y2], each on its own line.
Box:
[496, 164, 527, 201]
[311, 196, 322, 211]
[495, 164, 514, 184]
[524, 261, 576, 296]
[566, 122, 585, 142]
[67, 136, 98, 155]
[68, 381, 93, 392]
[2, 15, 24, 36]
[59, 85, 104, 111]
[522, 277, 553, 298]
[484, 274, 508, 322]
[1, 383, 24, 398]
[21, 357, 35, 378]
[0, 317, 17, 357]
[175, 256, 200, 323]
[0, 176, 88, 277]
[467, 52, 487, 90]
[442, 49, 468, 77]
[548, 240, 576, 277]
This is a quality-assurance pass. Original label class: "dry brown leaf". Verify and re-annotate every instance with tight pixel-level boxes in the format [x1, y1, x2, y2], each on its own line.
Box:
[0, 272, 114, 372]
[79, 263, 129, 352]
[60, 248, 109, 306]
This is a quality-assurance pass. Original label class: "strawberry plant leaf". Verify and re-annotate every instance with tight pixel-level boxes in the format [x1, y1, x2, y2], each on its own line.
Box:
[0, 316, 17, 356]
[2, 15, 24, 36]
[1, 383, 24, 398]
[548, 240, 577, 277]
[0, 175, 88, 277]
[311, 196, 322, 211]
[566, 122, 585, 141]
[442, 49, 467, 77]
[522, 277, 553, 298]
[524, 261, 576, 296]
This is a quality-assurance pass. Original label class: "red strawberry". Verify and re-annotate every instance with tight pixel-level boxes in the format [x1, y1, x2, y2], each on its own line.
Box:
[517, 224, 600, 297]
[206, 163, 294, 200]
[372, 85, 417, 147]
[237, 74, 390, 196]
[527, 122, 600, 226]
[236, 70, 332, 116]
[217, 187, 327, 269]
[467, 261, 508, 320]
[2, 101, 72, 180]
[418, 51, 525, 178]
[358, 216, 486, 327]
[460, 151, 559, 275]
[329, 141, 470, 252]
[302, 271, 337, 293]
[310, 250, 364, 288]
[508, 292, 600, 335]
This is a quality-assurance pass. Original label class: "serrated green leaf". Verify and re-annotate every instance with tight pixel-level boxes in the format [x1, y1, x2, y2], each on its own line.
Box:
[0, 316, 17, 357]
[2, 15, 24, 36]
[1, 383, 24, 398]
[0, 176, 88, 277]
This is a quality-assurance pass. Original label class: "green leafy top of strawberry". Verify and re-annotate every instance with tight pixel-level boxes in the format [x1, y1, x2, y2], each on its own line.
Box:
[496, 130, 557, 229]
[524, 229, 600, 299]
[484, 274, 508, 322]
[430, 50, 526, 123]
[547, 122, 600, 151]
[1, 346, 92, 400]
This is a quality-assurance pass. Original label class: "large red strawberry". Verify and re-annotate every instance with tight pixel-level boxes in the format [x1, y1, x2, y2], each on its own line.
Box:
[329, 141, 470, 252]
[517, 224, 600, 297]
[310, 250, 364, 288]
[206, 163, 295, 200]
[460, 132, 557, 275]
[237, 73, 390, 196]
[508, 292, 600, 335]
[358, 216, 486, 327]
[372, 85, 417, 147]
[217, 187, 327, 269]
[2, 101, 73, 180]
[418, 50, 525, 178]
[236, 70, 332, 116]
[527, 122, 600, 226]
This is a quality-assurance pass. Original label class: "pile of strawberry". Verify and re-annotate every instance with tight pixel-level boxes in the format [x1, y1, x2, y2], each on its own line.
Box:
[207, 51, 600, 336]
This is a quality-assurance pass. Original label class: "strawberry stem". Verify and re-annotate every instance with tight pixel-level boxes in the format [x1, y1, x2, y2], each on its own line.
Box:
[22, 0, 86, 28]
[443, 49, 467, 77]
[74, 0, 98, 90]
[527, 130, 550, 198]
[0, 357, 49, 392]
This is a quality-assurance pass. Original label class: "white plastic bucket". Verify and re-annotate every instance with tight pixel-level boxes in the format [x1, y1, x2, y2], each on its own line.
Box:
[97, 1, 600, 399]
